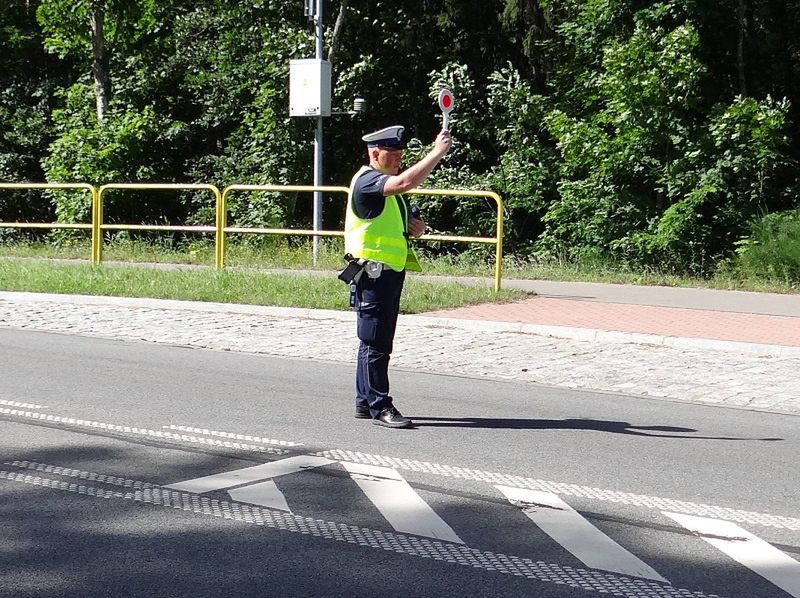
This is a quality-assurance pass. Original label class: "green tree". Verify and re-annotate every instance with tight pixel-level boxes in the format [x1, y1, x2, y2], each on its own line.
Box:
[0, 1, 70, 224]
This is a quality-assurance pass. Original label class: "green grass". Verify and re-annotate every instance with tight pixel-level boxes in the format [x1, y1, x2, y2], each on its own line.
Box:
[1, 236, 798, 294]
[0, 237, 345, 269]
[0, 258, 526, 313]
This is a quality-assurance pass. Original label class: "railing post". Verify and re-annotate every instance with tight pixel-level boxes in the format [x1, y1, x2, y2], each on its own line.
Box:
[489, 192, 504, 293]
[93, 186, 103, 265]
[217, 188, 229, 269]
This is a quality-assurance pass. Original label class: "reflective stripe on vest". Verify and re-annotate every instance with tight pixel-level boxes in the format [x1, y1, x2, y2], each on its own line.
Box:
[344, 166, 421, 272]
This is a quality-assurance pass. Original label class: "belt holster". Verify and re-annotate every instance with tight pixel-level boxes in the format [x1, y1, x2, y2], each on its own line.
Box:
[338, 254, 365, 284]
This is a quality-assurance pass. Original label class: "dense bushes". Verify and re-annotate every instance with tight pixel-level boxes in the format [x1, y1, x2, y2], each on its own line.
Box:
[734, 210, 800, 283]
[1, 0, 799, 278]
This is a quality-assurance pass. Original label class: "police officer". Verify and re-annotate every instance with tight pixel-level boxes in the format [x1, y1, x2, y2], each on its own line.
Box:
[344, 124, 452, 428]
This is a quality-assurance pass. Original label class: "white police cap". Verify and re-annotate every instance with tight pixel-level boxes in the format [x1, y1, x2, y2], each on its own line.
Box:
[362, 125, 406, 149]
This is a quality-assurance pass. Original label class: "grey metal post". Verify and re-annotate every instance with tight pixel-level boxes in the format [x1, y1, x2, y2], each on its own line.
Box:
[312, 0, 324, 264]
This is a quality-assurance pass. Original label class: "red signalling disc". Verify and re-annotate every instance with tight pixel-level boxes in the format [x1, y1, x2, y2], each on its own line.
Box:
[438, 89, 454, 113]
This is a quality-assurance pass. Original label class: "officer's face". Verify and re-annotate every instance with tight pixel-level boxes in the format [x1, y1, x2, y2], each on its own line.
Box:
[372, 147, 403, 175]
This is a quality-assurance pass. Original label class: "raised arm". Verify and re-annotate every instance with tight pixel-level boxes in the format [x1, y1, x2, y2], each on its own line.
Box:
[382, 130, 452, 196]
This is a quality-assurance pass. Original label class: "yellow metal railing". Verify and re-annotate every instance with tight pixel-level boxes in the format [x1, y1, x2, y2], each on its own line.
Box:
[1, 182, 505, 290]
[407, 189, 504, 292]
[221, 185, 505, 290]
[219, 185, 350, 269]
[96, 183, 222, 266]
[0, 183, 99, 262]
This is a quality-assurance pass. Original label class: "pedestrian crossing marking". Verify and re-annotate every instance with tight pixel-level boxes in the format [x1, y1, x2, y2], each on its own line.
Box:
[341, 461, 464, 544]
[496, 485, 668, 582]
[664, 512, 800, 598]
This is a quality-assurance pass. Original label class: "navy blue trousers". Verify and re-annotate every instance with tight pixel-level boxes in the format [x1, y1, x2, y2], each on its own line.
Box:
[354, 267, 406, 418]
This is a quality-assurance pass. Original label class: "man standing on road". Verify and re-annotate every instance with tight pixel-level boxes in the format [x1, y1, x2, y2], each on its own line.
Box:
[344, 125, 452, 428]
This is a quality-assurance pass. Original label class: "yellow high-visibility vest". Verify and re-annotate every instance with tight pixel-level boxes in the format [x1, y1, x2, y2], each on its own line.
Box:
[344, 166, 421, 272]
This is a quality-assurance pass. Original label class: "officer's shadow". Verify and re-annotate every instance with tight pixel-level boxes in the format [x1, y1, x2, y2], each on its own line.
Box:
[410, 417, 783, 441]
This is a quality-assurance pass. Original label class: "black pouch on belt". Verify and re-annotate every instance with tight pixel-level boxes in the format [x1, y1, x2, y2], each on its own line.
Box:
[338, 254, 364, 284]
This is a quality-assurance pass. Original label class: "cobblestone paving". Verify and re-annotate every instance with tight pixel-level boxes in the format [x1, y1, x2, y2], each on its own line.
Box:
[1, 293, 798, 415]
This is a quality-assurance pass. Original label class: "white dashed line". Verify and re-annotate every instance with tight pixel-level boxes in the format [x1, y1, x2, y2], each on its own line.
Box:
[163, 425, 304, 447]
[0, 408, 290, 455]
[0, 400, 47, 409]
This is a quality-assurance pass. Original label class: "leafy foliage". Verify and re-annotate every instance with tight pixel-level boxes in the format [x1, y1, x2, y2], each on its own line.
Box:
[1, 0, 799, 276]
[734, 209, 800, 282]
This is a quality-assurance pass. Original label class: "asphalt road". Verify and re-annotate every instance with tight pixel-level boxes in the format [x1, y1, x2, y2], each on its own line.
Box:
[1, 328, 798, 598]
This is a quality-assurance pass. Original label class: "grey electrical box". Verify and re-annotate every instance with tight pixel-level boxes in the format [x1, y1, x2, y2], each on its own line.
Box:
[289, 59, 331, 117]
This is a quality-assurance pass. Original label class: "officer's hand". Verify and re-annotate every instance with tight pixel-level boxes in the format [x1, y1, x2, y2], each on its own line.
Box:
[408, 217, 426, 238]
[434, 130, 452, 156]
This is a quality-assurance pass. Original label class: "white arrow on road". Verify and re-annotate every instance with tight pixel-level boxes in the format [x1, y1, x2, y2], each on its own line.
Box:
[664, 512, 800, 597]
[496, 485, 667, 582]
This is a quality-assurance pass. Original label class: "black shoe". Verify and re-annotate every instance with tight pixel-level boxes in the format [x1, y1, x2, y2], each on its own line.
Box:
[372, 406, 413, 429]
[355, 405, 370, 419]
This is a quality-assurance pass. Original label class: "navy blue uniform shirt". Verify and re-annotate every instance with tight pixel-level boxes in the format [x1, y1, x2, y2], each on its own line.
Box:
[353, 168, 413, 223]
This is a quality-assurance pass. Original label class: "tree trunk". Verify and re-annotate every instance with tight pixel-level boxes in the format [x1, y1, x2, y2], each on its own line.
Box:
[327, 0, 349, 65]
[530, 0, 551, 94]
[90, 3, 110, 125]
[736, 0, 748, 96]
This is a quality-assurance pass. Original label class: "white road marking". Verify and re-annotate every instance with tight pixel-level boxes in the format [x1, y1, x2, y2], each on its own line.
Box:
[320, 448, 800, 531]
[1, 463, 722, 598]
[664, 512, 800, 598]
[163, 455, 334, 494]
[0, 407, 289, 455]
[341, 461, 464, 544]
[497, 485, 667, 582]
[0, 400, 46, 409]
[163, 425, 303, 447]
[2, 407, 798, 533]
[229, 480, 291, 512]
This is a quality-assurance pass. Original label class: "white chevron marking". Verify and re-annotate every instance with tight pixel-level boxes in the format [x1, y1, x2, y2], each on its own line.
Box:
[664, 512, 800, 597]
[163, 455, 334, 494]
[497, 485, 668, 582]
[342, 461, 464, 544]
[229, 480, 291, 512]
